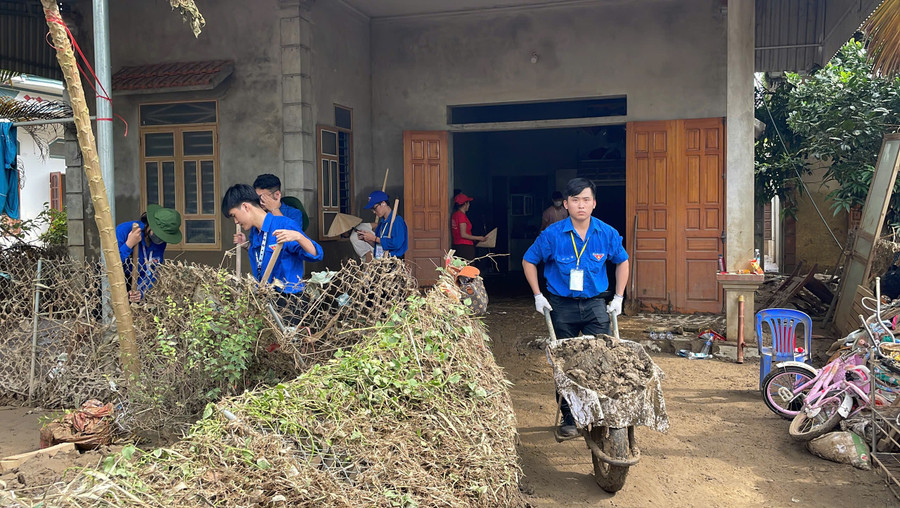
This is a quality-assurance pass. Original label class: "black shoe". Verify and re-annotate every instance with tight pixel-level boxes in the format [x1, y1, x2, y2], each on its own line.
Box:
[559, 424, 578, 438]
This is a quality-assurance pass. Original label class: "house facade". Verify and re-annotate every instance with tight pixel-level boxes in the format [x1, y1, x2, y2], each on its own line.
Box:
[2, 0, 881, 341]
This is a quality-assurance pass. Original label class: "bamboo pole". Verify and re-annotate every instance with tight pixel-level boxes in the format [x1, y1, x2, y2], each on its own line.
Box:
[130, 223, 140, 294]
[261, 242, 284, 286]
[41, 1, 140, 379]
[235, 223, 242, 276]
[381, 168, 389, 192]
[387, 198, 400, 238]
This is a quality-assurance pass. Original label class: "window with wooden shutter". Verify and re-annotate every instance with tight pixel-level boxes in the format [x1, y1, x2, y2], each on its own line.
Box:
[139, 101, 220, 250]
[317, 117, 354, 241]
[49, 172, 65, 211]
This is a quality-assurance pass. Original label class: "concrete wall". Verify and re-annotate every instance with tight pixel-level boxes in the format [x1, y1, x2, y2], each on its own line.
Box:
[793, 165, 847, 273]
[71, 1, 372, 269]
[98, 0, 284, 265]
[370, 0, 728, 185]
[308, 1, 373, 268]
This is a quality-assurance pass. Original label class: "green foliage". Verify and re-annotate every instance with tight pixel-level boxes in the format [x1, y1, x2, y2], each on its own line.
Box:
[148, 269, 264, 404]
[38, 206, 67, 245]
[0, 203, 67, 246]
[756, 40, 900, 222]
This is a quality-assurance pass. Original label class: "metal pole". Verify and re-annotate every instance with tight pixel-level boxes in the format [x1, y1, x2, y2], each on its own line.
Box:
[28, 259, 43, 403]
[10, 116, 96, 127]
[94, 0, 115, 323]
[93, 0, 115, 220]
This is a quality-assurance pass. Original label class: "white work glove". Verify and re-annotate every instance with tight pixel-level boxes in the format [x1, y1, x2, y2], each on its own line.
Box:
[534, 293, 553, 314]
[607, 294, 624, 317]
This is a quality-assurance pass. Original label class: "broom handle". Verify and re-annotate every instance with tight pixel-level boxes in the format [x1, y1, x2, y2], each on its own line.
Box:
[381, 167, 389, 192]
[261, 242, 284, 286]
[235, 223, 242, 275]
[387, 199, 400, 238]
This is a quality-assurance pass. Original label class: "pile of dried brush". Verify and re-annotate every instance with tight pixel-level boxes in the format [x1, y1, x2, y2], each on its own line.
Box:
[21, 267, 526, 507]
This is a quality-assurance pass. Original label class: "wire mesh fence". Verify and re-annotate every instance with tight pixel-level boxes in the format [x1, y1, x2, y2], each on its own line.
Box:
[0, 246, 419, 436]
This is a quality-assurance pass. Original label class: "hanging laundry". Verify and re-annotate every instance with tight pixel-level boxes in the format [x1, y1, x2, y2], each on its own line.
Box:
[0, 123, 19, 220]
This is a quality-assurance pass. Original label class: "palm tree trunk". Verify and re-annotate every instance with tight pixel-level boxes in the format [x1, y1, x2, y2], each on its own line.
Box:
[40, 0, 140, 379]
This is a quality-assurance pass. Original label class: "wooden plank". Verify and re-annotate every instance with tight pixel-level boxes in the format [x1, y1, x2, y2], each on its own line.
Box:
[760, 261, 803, 308]
[835, 285, 875, 336]
[0, 442, 76, 472]
[832, 135, 900, 329]
[769, 263, 817, 308]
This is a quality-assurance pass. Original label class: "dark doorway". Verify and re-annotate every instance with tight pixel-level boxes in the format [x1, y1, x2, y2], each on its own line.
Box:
[452, 125, 626, 296]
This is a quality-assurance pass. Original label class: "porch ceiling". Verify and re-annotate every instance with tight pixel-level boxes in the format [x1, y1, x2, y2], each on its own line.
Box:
[339, 0, 582, 19]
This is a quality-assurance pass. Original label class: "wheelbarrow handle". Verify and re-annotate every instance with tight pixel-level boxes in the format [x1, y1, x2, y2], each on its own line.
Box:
[610, 311, 620, 341]
[543, 308, 557, 342]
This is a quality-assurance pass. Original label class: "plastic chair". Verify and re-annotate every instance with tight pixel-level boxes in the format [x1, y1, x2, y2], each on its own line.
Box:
[756, 308, 812, 390]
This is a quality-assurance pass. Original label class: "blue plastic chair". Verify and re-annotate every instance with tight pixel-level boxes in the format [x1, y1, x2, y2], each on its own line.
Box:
[756, 308, 812, 390]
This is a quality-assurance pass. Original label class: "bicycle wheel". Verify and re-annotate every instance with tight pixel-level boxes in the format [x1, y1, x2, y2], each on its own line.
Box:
[588, 426, 630, 493]
[761, 366, 815, 419]
[788, 395, 844, 442]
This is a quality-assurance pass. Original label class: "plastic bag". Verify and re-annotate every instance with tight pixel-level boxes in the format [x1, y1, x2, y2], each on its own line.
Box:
[806, 431, 871, 470]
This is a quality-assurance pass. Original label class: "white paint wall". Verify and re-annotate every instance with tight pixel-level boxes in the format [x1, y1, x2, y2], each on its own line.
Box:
[1, 82, 66, 244]
[370, 0, 728, 180]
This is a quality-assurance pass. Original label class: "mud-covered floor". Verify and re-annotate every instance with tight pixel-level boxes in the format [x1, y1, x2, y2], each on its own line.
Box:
[485, 296, 893, 507]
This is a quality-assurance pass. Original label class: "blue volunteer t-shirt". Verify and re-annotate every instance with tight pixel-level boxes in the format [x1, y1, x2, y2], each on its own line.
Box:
[523, 216, 628, 298]
[115, 221, 168, 295]
[249, 214, 323, 293]
[373, 211, 408, 258]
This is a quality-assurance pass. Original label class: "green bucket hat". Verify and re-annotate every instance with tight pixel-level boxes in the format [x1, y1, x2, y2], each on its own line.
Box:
[146, 204, 183, 244]
[282, 196, 309, 231]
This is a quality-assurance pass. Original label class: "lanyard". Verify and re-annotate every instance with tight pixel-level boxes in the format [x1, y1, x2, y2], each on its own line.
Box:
[570, 231, 590, 269]
[255, 231, 268, 276]
[377, 214, 390, 239]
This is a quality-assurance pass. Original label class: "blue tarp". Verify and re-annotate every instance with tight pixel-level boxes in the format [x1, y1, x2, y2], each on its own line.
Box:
[0, 123, 19, 220]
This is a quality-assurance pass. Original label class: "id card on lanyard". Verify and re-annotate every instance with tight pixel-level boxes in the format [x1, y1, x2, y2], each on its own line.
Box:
[569, 231, 589, 292]
[376, 217, 389, 259]
[255, 231, 268, 280]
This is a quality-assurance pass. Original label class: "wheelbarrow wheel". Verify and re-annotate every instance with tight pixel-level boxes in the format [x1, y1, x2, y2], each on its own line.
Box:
[587, 426, 630, 493]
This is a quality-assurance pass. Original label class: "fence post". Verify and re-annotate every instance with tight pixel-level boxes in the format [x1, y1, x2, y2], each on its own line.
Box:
[28, 259, 44, 403]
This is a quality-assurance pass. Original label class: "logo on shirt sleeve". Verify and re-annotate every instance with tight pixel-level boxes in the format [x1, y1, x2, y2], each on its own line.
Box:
[593, 253, 605, 261]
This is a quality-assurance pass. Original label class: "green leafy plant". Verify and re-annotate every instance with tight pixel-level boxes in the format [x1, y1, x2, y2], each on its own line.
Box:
[756, 40, 900, 224]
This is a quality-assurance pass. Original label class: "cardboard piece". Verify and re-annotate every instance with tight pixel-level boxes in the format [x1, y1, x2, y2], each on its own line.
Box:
[477, 228, 498, 249]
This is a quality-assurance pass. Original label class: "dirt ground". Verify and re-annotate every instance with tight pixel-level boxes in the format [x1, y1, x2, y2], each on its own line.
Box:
[485, 296, 896, 508]
[1, 296, 896, 506]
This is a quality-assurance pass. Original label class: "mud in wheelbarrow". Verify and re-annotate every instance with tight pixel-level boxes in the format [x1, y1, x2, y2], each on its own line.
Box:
[546, 334, 669, 492]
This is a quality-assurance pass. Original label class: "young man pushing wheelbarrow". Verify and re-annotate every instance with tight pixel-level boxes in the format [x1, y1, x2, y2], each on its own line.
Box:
[522, 177, 630, 438]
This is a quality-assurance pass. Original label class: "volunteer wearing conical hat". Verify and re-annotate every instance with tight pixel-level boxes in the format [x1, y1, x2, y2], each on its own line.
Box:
[116, 204, 183, 302]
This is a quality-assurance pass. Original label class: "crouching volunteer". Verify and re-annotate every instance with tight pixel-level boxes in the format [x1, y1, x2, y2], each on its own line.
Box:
[521, 177, 629, 438]
[357, 190, 407, 259]
[224, 184, 322, 304]
[116, 204, 183, 302]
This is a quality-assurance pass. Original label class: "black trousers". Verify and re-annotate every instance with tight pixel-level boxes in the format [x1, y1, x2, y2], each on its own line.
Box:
[546, 293, 610, 425]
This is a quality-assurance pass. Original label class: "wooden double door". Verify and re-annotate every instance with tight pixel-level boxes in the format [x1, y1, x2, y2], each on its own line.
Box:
[401, 119, 725, 306]
[626, 118, 725, 313]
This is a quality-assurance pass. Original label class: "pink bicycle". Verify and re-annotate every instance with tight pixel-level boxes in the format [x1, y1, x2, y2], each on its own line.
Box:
[788, 288, 895, 441]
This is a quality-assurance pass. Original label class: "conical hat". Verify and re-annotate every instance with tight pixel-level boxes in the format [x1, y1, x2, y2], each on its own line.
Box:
[326, 212, 363, 237]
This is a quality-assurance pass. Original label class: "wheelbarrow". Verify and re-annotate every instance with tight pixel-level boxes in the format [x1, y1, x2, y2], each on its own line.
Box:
[543, 309, 669, 493]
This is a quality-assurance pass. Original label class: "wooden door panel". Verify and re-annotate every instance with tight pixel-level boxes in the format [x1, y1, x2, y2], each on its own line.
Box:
[627, 121, 675, 311]
[627, 118, 725, 313]
[676, 118, 724, 313]
[404, 131, 449, 286]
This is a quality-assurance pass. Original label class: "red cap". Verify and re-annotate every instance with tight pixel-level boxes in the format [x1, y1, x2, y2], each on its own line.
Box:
[454, 193, 474, 205]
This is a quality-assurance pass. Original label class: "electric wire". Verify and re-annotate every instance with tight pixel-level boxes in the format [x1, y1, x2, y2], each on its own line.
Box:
[755, 74, 844, 251]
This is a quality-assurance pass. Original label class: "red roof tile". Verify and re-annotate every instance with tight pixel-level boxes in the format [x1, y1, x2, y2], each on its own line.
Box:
[112, 60, 234, 92]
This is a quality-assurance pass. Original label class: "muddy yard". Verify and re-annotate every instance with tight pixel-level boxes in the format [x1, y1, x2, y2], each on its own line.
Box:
[1, 296, 896, 506]
[485, 296, 895, 508]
